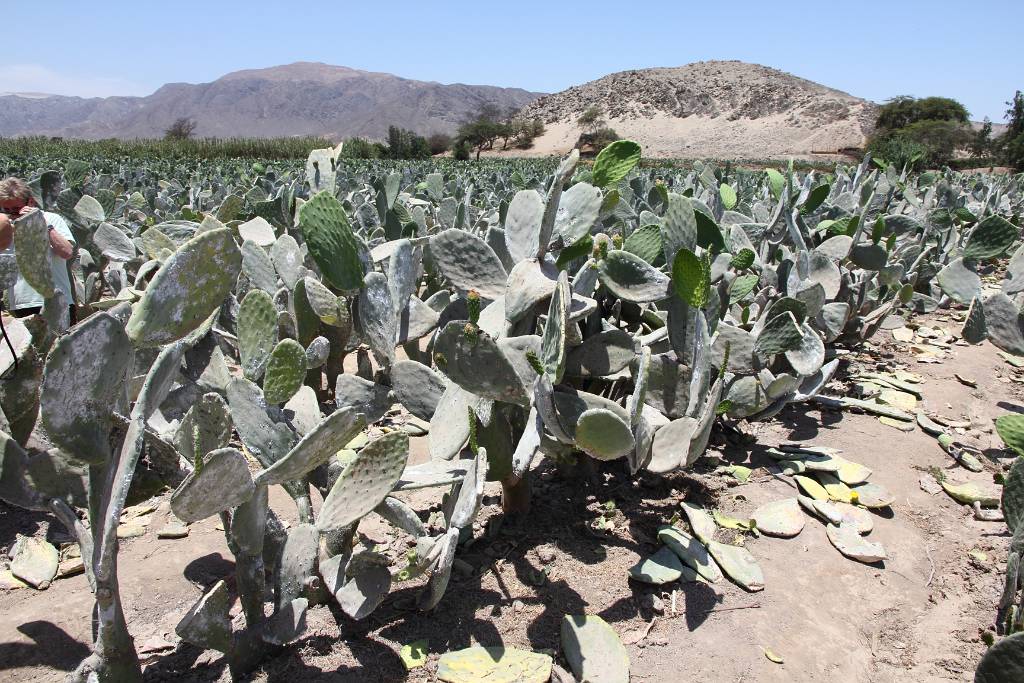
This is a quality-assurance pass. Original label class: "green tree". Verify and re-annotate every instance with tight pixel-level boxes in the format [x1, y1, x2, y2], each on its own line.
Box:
[456, 104, 505, 160]
[1002, 91, 1024, 171]
[876, 96, 969, 131]
[972, 118, 993, 156]
[577, 106, 606, 134]
[164, 117, 197, 141]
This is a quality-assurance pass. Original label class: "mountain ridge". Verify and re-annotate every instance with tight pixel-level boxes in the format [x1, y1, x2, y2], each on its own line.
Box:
[0, 62, 543, 140]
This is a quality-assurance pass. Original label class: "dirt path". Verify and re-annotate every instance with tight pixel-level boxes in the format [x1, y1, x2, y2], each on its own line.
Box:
[0, 312, 1016, 682]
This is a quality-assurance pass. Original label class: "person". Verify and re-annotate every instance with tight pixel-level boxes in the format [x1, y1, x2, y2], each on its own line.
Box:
[0, 177, 76, 319]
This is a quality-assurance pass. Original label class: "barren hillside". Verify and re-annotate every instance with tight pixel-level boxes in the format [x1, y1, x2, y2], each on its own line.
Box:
[513, 61, 878, 159]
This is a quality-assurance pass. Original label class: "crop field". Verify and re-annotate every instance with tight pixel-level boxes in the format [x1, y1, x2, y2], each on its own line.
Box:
[1, 140, 1023, 682]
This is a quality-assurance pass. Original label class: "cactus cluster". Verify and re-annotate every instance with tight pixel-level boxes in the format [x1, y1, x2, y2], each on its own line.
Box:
[0, 140, 1021, 680]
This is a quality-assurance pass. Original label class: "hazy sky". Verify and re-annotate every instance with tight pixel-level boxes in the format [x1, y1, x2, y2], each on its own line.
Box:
[4, 1, 1021, 121]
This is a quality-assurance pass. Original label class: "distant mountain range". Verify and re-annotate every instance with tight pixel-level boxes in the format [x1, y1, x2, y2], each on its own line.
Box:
[0, 62, 543, 140]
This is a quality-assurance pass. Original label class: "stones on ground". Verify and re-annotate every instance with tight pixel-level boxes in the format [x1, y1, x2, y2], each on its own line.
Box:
[706, 541, 765, 591]
[10, 537, 59, 589]
[560, 614, 630, 683]
[826, 523, 887, 564]
[436, 646, 552, 683]
[158, 520, 190, 539]
[752, 498, 804, 538]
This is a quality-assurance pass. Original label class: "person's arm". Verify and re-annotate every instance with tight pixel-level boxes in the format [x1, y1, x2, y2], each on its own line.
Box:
[47, 225, 74, 260]
[0, 214, 11, 251]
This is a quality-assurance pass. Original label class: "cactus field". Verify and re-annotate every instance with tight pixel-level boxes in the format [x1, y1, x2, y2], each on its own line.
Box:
[1, 142, 1024, 681]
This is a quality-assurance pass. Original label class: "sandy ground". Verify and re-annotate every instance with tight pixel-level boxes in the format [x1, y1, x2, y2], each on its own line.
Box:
[485, 114, 867, 161]
[0, 310, 1016, 682]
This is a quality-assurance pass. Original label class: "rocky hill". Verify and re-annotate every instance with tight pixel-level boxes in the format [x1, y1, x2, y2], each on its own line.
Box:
[514, 61, 878, 159]
[0, 62, 542, 140]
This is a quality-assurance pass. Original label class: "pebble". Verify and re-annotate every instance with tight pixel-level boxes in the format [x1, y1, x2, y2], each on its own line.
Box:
[513, 599, 525, 613]
[537, 547, 557, 564]
[639, 593, 665, 614]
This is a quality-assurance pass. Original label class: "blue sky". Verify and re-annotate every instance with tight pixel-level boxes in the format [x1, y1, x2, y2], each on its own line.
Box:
[4, 1, 1021, 121]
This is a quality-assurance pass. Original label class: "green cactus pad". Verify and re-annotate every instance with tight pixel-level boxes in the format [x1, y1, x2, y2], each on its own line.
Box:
[672, 247, 710, 307]
[174, 392, 232, 464]
[322, 554, 392, 620]
[1002, 458, 1024, 533]
[755, 311, 805, 359]
[437, 646, 552, 683]
[591, 139, 641, 189]
[278, 523, 319, 607]
[299, 191, 365, 292]
[429, 385, 473, 460]
[983, 293, 1024, 356]
[826, 523, 887, 564]
[661, 193, 698, 263]
[848, 243, 888, 270]
[622, 224, 664, 264]
[560, 614, 630, 683]
[785, 323, 825, 376]
[597, 250, 672, 303]
[964, 214, 1018, 261]
[230, 483, 268, 556]
[658, 525, 722, 582]
[176, 580, 233, 653]
[334, 375, 392, 423]
[170, 448, 255, 523]
[504, 189, 544, 263]
[504, 258, 558, 323]
[554, 182, 602, 245]
[39, 313, 133, 464]
[358, 272, 397, 365]
[240, 239, 278, 293]
[316, 431, 409, 532]
[433, 321, 528, 406]
[260, 597, 308, 646]
[974, 631, 1024, 682]
[12, 210, 54, 298]
[936, 257, 982, 305]
[706, 540, 765, 591]
[564, 329, 635, 378]
[429, 228, 508, 300]
[140, 226, 177, 261]
[997, 414, 1024, 456]
[238, 289, 278, 381]
[574, 409, 634, 461]
[126, 228, 241, 347]
[962, 296, 988, 344]
[263, 339, 307, 404]
[751, 498, 804, 538]
[226, 377, 297, 468]
[302, 276, 344, 326]
[541, 271, 570, 382]
[255, 407, 366, 486]
[628, 546, 686, 584]
[391, 360, 446, 421]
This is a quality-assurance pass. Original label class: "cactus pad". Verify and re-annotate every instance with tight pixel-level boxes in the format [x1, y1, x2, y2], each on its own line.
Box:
[358, 272, 397, 366]
[964, 214, 1018, 261]
[391, 360, 446, 421]
[171, 448, 255, 523]
[560, 614, 630, 683]
[263, 339, 307, 404]
[316, 431, 409, 532]
[574, 409, 634, 461]
[504, 189, 544, 263]
[433, 321, 528, 406]
[176, 580, 232, 653]
[997, 414, 1024, 456]
[40, 313, 133, 464]
[596, 250, 672, 303]
[436, 646, 552, 683]
[255, 407, 365, 486]
[238, 289, 278, 381]
[429, 228, 508, 300]
[299, 191, 364, 292]
[12, 210, 54, 298]
[126, 228, 241, 347]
